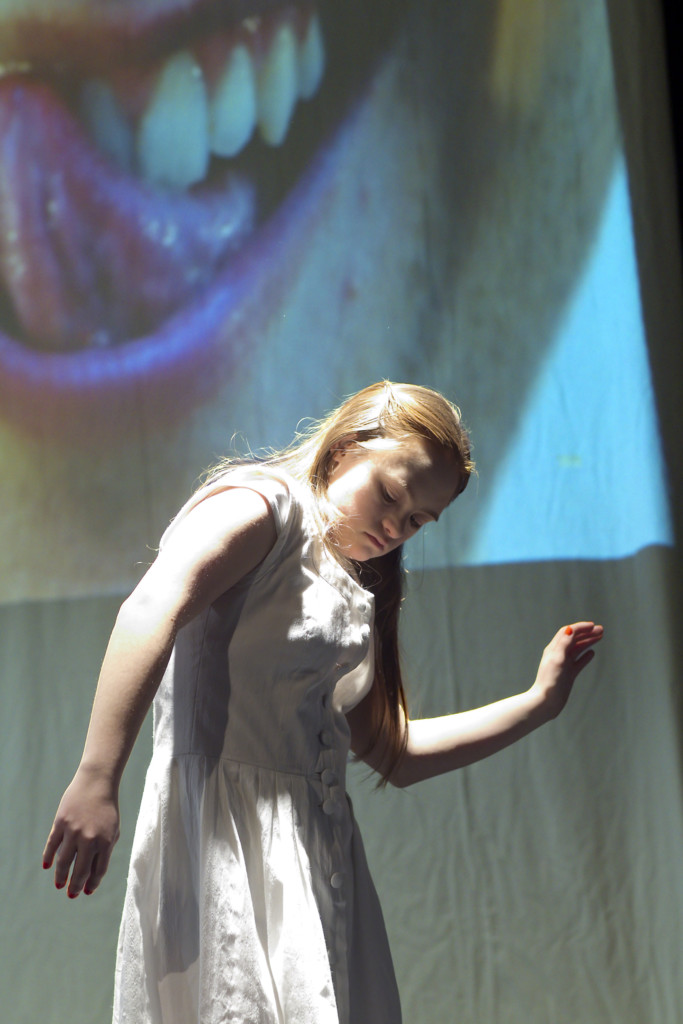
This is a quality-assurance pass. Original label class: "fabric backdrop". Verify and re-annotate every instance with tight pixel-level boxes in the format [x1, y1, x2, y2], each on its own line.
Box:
[2, 0, 681, 1021]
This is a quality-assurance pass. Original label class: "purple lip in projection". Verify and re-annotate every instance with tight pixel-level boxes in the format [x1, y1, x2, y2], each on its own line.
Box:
[0, 0, 402, 440]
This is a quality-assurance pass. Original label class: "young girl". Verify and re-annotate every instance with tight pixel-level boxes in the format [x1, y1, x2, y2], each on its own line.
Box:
[43, 381, 602, 1024]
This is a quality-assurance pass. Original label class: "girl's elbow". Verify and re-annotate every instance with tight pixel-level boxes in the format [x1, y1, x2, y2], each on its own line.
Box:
[388, 772, 412, 789]
[386, 752, 421, 789]
[116, 586, 160, 624]
[115, 584, 181, 639]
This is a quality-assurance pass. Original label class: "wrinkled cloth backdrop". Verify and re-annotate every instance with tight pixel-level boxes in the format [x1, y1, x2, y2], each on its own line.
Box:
[2, 0, 682, 1021]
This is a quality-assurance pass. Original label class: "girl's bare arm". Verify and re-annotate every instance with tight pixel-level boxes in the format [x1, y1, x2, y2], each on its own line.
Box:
[348, 622, 603, 788]
[43, 487, 277, 898]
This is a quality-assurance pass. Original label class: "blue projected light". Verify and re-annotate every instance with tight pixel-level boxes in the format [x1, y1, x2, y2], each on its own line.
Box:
[468, 158, 673, 565]
[408, 157, 673, 571]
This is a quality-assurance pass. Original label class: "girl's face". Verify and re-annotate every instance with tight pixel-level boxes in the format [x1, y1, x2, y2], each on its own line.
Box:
[326, 435, 460, 561]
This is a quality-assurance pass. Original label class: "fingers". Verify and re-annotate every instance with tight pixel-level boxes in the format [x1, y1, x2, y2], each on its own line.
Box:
[44, 775, 120, 897]
[46, 826, 81, 895]
[561, 621, 603, 639]
[66, 843, 100, 898]
[59, 846, 82, 897]
[42, 822, 63, 870]
[560, 623, 602, 682]
[42, 821, 77, 892]
[43, 823, 113, 898]
[543, 622, 602, 679]
[559, 622, 603, 654]
[534, 621, 602, 719]
[42, 827, 77, 893]
[84, 844, 115, 896]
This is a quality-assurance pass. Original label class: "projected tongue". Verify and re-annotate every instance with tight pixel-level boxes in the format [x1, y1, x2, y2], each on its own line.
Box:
[0, 76, 255, 352]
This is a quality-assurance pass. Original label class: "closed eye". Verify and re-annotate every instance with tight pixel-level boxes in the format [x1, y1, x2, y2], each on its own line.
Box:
[381, 485, 397, 504]
[410, 512, 436, 530]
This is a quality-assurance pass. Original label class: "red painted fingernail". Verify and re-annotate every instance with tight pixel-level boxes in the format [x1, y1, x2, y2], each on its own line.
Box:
[564, 626, 573, 635]
[68, 891, 78, 899]
[55, 881, 65, 889]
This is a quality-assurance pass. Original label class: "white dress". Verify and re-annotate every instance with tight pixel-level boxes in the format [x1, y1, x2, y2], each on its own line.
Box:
[113, 466, 402, 1024]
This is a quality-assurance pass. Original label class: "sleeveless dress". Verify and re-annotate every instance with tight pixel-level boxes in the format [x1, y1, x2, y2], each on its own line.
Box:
[112, 466, 402, 1024]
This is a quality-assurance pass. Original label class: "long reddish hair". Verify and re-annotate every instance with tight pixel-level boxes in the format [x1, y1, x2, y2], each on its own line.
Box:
[209, 382, 474, 781]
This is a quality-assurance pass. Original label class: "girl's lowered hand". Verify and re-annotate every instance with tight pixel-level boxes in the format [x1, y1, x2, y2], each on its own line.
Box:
[42, 765, 120, 898]
[530, 621, 603, 720]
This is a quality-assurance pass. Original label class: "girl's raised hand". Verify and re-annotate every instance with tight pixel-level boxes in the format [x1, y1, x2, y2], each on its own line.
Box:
[42, 767, 120, 898]
[531, 622, 604, 720]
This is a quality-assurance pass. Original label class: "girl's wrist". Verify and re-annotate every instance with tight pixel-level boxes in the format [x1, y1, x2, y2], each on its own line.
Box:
[76, 757, 121, 794]
[523, 684, 555, 728]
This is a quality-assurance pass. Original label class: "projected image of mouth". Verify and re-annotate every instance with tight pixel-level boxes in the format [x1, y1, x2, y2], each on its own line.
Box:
[0, 0, 404, 436]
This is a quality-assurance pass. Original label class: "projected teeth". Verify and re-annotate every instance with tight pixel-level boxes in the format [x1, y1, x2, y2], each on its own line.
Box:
[257, 23, 298, 146]
[138, 51, 210, 189]
[80, 79, 135, 173]
[298, 13, 325, 99]
[77, 8, 326, 188]
[210, 45, 257, 158]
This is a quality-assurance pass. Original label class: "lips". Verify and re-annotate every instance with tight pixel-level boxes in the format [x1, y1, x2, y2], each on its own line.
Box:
[0, 0, 405, 440]
[365, 532, 384, 552]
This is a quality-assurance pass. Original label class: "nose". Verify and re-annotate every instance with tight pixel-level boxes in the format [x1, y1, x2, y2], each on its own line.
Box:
[381, 514, 404, 543]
